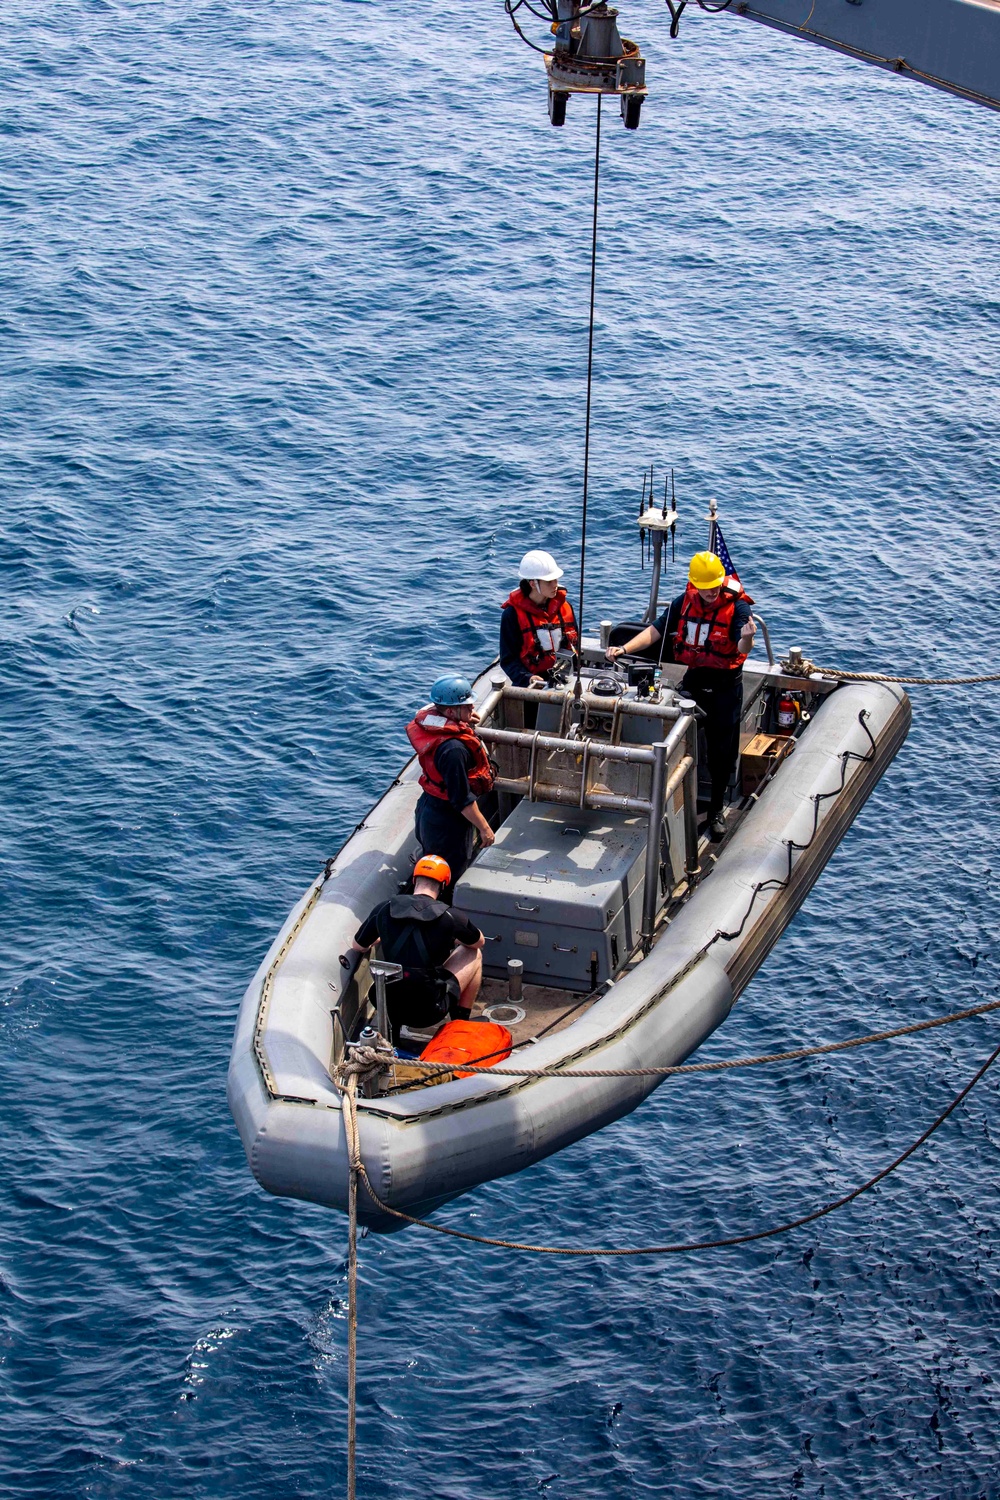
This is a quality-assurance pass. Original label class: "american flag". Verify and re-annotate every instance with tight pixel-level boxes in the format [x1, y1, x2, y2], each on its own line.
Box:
[714, 523, 739, 582]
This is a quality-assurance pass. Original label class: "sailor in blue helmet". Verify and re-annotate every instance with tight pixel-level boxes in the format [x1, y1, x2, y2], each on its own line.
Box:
[405, 673, 497, 901]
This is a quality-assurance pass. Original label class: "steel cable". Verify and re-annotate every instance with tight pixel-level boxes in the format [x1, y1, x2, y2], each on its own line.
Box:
[576, 93, 602, 654]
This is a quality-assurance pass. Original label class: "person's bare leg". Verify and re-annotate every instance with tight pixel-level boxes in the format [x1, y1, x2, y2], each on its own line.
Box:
[443, 944, 482, 1010]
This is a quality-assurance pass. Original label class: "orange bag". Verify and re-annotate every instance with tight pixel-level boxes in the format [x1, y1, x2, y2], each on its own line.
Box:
[419, 1019, 513, 1078]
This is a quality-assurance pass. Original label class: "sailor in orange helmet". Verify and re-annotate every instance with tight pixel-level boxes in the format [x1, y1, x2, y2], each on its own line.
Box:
[607, 550, 756, 840]
[343, 856, 485, 1047]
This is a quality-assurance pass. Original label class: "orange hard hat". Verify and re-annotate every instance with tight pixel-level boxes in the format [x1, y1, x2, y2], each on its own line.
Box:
[413, 855, 452, 885]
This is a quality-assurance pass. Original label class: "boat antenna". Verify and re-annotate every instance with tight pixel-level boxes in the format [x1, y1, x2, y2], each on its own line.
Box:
[576, 92, 602, 690]
[671, 469, 676, 562]
[638, 466, 647, 570]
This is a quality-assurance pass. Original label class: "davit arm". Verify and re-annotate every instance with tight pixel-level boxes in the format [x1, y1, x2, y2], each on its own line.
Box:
[699, 0, 1000, 113]
[517, 0, 1000, 130]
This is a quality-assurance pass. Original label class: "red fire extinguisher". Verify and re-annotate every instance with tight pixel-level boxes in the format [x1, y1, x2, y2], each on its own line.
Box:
[777, 693, 799, 732]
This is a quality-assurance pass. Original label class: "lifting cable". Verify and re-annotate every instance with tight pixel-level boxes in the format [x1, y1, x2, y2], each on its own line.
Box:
[342, 1037, 1000, 1257]
[576, 94, 602, 665]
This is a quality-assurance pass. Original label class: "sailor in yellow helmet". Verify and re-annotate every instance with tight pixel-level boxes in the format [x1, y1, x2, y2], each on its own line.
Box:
[607, 551, 756, 839]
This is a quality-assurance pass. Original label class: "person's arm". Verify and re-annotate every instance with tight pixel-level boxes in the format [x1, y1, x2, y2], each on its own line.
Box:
[564, 600, 581, 663]
[437, 741, 496, 847]
[606, 599, 680, 661]
[450, 911, 486, 950]
[606, 623, 661, 661]
[340, 910, 379, 979]
[499, 606, 534, 687]
[733, 601, 756, 654]
[352, 911, 379, 951]
[462, 800, 495, 847]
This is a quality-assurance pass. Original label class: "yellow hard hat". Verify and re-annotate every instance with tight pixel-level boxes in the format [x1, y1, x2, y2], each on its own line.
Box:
[688, 551, 726, 590]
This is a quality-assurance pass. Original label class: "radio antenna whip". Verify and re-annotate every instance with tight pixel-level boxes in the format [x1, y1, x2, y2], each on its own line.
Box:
[576, 92, 602, 686]
[671, 468, 676, 562]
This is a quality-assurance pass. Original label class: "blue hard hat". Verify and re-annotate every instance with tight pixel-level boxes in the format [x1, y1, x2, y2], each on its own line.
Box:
[431, 673, 475, 707]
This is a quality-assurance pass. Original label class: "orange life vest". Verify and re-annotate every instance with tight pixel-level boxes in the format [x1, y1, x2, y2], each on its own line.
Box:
[405, 706, 496, 802]
[673, 579, 754, 672]
[419, 1018, 513, 1077]
[502, 588, 579, 677]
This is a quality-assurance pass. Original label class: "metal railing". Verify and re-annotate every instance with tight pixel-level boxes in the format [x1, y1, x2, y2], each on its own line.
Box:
[476, 690, 700, 953]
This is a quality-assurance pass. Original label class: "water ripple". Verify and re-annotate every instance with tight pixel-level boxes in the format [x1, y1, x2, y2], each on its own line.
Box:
[1, 2, 999, 1497]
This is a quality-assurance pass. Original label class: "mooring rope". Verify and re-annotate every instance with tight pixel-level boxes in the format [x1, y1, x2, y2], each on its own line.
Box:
[343, 996, 1000, 1081]
[344, 1040, 1000, 1256]
[344, 1070, 362, 1500]
[341, 1038, 401, 1495]
[798, 662, 1000, 686]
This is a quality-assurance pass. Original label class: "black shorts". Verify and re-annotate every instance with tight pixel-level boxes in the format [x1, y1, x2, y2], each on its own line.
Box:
[391, 968, 461, 1030]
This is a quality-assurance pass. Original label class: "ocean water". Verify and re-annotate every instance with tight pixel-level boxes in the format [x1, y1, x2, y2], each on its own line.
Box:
[2, 2, 999, 1495]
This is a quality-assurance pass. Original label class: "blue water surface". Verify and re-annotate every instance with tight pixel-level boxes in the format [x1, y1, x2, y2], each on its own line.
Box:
[2, 2, 999, 1496]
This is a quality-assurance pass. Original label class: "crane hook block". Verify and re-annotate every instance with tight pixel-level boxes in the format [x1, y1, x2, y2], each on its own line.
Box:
[545, 2, 647, 129]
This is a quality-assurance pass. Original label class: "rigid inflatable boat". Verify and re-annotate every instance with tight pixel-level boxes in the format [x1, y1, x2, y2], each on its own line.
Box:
[228, 508, 910, 1230]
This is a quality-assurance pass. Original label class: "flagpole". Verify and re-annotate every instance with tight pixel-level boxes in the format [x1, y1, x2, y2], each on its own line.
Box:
[708, 498, 718, 555]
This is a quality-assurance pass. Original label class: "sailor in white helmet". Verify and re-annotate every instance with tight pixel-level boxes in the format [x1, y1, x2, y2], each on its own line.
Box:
[499, 550, 580, 689]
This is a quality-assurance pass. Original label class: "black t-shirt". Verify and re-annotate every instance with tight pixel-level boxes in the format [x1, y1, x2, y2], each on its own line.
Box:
[433, 738, 475, 812]
[355, 894, 482, 972]
[500, 604, 532, 687]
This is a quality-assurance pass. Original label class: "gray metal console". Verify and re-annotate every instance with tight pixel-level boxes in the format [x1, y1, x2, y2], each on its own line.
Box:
[461, 676, 701, 984]
[455, 801, 652, 991]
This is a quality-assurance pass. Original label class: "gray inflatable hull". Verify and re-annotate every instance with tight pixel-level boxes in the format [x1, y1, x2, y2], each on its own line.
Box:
[227, 675, 910, 1230]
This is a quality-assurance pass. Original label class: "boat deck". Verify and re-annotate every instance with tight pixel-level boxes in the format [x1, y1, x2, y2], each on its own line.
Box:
[478, 977, 599, 1046]
[397, 978, 596, 1057]
[391, 805, 739, 1080]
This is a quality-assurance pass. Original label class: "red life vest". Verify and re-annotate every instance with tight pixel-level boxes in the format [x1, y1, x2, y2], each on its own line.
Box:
[672, 579, 754, 672]
[502, 588, 579, 677]
[405, 706, 496, 802]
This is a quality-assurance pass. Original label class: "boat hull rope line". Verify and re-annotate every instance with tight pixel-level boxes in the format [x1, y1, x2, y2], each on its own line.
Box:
[340, 995, 1000, 1083]
[339, 1040, 1000, 1256]
[700, 708, 877, 952]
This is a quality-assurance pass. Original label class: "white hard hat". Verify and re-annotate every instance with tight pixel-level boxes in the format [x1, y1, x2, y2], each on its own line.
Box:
[518, 549, 564, 582]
